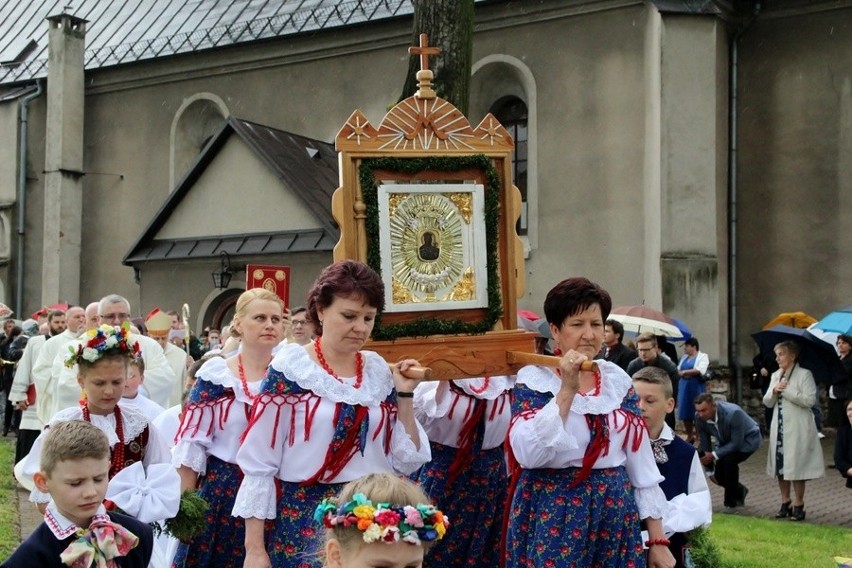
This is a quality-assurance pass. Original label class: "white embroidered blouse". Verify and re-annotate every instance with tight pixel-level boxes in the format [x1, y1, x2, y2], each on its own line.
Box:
[172, 356, 261, 475]
[510, 361, 668, 520]
[414, 376, 514, 450]
[232, 343, 431, 520]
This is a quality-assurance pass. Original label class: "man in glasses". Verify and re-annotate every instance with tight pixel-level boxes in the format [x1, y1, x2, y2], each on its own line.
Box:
[287, 306, 314, 346]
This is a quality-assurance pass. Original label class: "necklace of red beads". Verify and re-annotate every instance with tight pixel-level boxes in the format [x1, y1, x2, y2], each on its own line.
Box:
[237, 354, 262, 404]
[81, 403, 125, 474]
[315, 336, 364, 388]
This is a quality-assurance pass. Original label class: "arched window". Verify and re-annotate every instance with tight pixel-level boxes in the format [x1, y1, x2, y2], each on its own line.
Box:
[170, 93, 229, 190]
[490, 96, 528, 235]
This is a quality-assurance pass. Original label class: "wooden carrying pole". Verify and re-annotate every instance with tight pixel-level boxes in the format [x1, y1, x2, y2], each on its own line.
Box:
[395, 351, 597, 381]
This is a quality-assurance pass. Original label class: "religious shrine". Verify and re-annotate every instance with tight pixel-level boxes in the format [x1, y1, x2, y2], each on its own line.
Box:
[333, 34, 551, 380]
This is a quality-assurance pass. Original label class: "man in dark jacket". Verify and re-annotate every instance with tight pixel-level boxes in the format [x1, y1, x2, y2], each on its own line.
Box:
[627, 332, 680, 427]
[596, 319, 637, 371]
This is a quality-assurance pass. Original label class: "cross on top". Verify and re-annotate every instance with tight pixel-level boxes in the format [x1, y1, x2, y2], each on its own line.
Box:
[409, 33, 440, 73]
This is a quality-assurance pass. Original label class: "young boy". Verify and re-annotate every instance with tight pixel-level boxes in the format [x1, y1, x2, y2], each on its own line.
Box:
[632, 366, 712, 568]
[2, 420, 153, 567]
[121, 358, 166, 422]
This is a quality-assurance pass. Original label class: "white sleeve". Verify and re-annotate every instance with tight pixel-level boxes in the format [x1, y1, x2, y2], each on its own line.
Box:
[32, 345, 56, 424]
[695, 352, 710, 375]
[623, 426, 667, 520]
[232, 395, 286, 520]
[663, 452, 712, 533]
[142, 422, 173, 467]
[171, 380, 222, 475]
[509, 401, 580, 469]
[412, 381, 452, 423]
[54, 357, 84, 415]
[389, 417, 431, 475]
[17, 432, 49, 502]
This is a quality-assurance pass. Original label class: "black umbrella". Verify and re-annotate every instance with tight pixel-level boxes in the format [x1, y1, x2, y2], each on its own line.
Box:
[751, 325, 846, 385]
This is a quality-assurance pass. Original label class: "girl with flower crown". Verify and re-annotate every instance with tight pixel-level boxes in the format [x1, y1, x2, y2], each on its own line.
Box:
[411, 374, 513, 566]
[314, 473, 447, 568]
[233, 260, 431, 568]
[16, 324, 171, 508]
[507, 277, 674, 568]
[171, 288, 285, 568]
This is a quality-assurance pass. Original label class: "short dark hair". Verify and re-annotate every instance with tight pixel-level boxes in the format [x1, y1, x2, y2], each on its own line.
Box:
[694, 393, 716, 406]
[636, 332, 657, 347]
[543, 277, 612, 330]
[838, 334, 852, 345]
[685, 337, 699, 349]
[290, 306, 307, 317]
[606, 319, 624, 342]
[306, 260, 385, 337]
[47, 309, 66, 322]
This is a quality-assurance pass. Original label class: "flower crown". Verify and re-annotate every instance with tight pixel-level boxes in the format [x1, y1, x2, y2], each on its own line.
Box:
[65, 323, 140, 367]
[314, 493, 448, 546]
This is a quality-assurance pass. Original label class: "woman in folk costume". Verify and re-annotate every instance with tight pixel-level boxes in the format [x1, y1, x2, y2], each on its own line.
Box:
[171, 289, 285, 568]
[233, 260, 430, 568]
[412, 375, 513, 566]
[506, 277, 674, 568]
[17, 323, 171, 507]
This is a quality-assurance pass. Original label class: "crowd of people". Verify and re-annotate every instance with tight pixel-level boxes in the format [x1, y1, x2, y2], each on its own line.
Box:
[0, 261, 848, 568]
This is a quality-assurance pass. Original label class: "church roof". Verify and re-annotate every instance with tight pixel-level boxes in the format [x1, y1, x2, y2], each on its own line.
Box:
[123, 116, 339, 265]
[0, 0, 417, 85]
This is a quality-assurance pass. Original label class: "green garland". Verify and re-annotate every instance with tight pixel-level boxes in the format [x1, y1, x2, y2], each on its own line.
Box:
[162, 490, 209, 543]
[359, 155, 503, 340]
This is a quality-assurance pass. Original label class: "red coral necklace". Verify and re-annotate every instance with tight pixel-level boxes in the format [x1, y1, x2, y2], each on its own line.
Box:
[81, 403, 125, 474]
[237, 353, 262, 404]
[315, 336, 364, 389]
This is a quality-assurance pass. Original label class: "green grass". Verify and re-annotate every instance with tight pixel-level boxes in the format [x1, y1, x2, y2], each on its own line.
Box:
[709, 513, 852, 568]
[0, 437, 20, 559]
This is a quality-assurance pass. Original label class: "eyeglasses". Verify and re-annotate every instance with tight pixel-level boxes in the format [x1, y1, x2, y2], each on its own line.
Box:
[100, 313, 130, 322]
[291, 320, 310, 327]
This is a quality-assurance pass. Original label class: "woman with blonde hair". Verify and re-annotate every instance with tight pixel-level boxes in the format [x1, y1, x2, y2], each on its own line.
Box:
[172, 288, 285, 567]
[763, 340, 824, 521]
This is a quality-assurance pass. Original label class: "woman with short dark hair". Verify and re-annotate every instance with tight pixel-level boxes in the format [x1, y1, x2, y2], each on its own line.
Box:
[507, 277, 674, 567]
[677, 337, 709, 443]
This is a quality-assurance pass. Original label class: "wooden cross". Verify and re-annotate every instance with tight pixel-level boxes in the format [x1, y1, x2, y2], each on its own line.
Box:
[409, 33, 440, 73]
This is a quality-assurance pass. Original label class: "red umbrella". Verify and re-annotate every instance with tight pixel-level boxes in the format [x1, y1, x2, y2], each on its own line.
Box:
[609, 305, 685, 339]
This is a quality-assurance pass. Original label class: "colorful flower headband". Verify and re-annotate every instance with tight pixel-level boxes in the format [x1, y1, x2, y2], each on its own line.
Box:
[65, 323, 140, 367]
[314, 493, 448, 546]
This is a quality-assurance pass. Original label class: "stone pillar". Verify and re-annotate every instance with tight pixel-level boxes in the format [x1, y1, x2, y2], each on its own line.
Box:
[41, 13, 86, 305]
[0, 102, 18, 305]
[656, 15, 730, 359]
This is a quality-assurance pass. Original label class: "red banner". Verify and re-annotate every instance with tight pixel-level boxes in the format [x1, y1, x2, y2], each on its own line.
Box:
[246, 265, 290, 308]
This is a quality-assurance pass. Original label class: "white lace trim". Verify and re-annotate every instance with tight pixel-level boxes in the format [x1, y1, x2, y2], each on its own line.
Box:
[172, 440, 208, 475]
[232, 475, 278, 519]
[50, 405, 149, 447]
[197, 355, 259, 405]
[268, 343, 393, 405]
[389, 420, 432, 475]
[516, 361, 630, 415]
[634, 484, 669, 520]
[454, 376, 514, 399]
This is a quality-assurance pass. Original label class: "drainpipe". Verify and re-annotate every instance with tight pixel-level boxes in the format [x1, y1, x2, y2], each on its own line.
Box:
[728, 4, 760, 404]
[15, 80, 43, 316]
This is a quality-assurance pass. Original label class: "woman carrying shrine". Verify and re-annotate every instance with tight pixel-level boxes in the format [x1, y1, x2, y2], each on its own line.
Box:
[506, 276, 675, 568]
[233, 260, 430, 568]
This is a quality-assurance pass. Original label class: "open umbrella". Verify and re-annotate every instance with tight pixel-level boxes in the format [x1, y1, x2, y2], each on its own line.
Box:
[813, 303, 852, 335]
[751, 325, 845, 384]
[609, 305, 686, 340]
[762, 311, 817, 330]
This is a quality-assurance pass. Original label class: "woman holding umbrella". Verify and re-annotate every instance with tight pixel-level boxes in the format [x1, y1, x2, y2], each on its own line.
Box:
[763, 340, 825, 521]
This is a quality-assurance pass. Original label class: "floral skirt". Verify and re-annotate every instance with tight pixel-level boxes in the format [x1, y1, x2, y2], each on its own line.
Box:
[173, 456, 245, 568]
[414, 442, 508, 567]
[267, 481, 342, 568]
[506, 466, 644, 568]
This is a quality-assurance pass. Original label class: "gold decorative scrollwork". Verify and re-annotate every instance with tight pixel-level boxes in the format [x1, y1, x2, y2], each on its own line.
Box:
[388, 193, 405, 217]
[392, 278, 419, 305]
[442, 267, 476, 301]
[447, 193, 472, 224]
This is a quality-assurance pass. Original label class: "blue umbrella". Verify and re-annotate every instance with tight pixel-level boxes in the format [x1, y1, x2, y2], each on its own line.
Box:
[813, 303, 852, 335]
[751, 325, 845, 385]
[670, 318, 693, 342]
